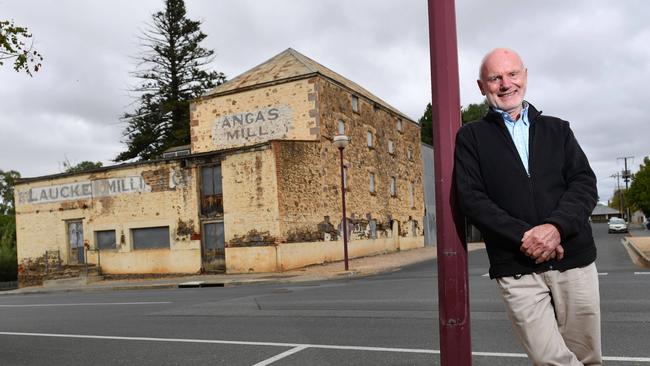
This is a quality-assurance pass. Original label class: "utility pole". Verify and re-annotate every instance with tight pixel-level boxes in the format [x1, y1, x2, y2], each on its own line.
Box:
[428, 0, 472, 365]
[610, 172, 623, 217]
[618, 156, 634, 221]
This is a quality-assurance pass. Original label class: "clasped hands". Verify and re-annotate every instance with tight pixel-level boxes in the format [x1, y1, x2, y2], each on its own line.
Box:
[520, 224, 564, 264]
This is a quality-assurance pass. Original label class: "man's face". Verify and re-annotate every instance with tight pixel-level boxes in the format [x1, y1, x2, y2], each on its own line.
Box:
[477, 50, 527, 117]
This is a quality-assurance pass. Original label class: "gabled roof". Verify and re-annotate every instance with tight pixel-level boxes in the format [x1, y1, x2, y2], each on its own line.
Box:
[592, 204, 620, 215]
[206, 48, 415, 123]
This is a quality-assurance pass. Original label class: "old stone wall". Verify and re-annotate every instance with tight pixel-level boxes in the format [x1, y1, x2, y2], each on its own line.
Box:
[221, 146, 281, 246]
[14, 160, 201, 273]
[190, 78, 319, 153]
[316, 77, 425, 237]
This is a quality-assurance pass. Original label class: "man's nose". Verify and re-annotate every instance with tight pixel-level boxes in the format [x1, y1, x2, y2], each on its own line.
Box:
[500, 77, 513, 89]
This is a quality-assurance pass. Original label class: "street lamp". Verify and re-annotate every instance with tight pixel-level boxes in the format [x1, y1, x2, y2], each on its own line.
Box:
[333, 134, 350, 271]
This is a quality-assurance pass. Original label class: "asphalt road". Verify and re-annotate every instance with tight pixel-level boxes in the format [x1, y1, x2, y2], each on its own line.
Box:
[1, 223, 649, 365]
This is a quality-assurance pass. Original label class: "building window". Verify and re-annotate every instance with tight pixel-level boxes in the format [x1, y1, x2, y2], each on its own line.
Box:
[201, 165, 223, 216]
[338, 120, 345, 135]
[96, 230, 116, 250]
[388, 140, 395, 155]
[367, 131, 373, 147]
[396, 118, 403, 132]
[407, 147, 413, 160]
[352, 95, 359, 113]
[369, 219, 377, 239]
[409, 182, 415, 208]
[390, 177, 397, 197]
[132, 226, 170, 250]
[369, 173, 376, 193]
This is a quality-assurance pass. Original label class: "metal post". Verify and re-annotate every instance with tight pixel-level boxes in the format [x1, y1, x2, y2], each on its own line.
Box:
[427, 0, 472, 365]
[339, 147, 349, 271]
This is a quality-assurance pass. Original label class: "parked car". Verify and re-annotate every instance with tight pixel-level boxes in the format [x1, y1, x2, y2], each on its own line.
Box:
[644, 218, 650, 230]
[608, 217, 628, 233]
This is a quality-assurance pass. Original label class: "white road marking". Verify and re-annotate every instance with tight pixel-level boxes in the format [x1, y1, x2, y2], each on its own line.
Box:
[251, 346, 307, 366]
[0, 332, 649, 363]
[635, 272, 650, 275]
[0, 302, 171, 308]
[481, 273, 489, 277]
[598, 272, 608, 276]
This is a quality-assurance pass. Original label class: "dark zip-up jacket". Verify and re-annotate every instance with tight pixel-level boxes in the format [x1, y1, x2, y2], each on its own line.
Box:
[454, 103, 598, 278]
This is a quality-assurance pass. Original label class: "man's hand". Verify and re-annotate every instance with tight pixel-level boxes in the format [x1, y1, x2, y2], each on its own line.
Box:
[520, 224, 564, 264]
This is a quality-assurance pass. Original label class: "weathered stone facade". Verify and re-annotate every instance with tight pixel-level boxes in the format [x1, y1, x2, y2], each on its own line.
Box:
[14, 48, 425, 283]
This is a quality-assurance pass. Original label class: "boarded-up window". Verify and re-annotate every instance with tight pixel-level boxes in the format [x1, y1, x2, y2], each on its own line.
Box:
[369, 173, 376, 193]
[96, 230, 116, 250]
[352, 95, 359, 113]
[338, 120, 345, 134]
[367, 131, 373, 147]
[201, 165, 223, 216]
[388, 140, 395, 155]
[132, 226, 170, 250]
[369, 219, 377, 239]
[390, 177, 397, 196]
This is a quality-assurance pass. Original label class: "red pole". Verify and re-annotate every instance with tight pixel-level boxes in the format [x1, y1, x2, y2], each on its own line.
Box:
[427, 0, 472, 365]
[339, 147, 349, 271]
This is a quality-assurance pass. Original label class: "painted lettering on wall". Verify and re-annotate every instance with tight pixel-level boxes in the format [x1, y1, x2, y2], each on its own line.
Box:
[212, 104, 292, 148]
[17, 176, 155, 205]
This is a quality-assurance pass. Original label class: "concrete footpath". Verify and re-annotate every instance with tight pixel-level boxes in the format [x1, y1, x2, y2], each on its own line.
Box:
[624, 225, 650, 268]
[1, 244, 486, 296]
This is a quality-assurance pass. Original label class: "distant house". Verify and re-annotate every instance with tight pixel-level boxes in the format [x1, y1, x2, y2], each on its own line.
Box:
[591, 204, 620, 223]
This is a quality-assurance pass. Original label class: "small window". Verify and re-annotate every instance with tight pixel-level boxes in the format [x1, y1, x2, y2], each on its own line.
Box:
[388, 140, 395, 155]
[369, 173, 376, 193]
[407, 147, 413, 160]
[396, 118, 403, 132]
[369, 219, 377, 239]
[96, 230, 116, 250]
[338, 120, 345, 135]
[390, 177, 397, 197]
[367, 131, 373, 147]
[351, 95, 359, 113]
[132, 226, 170, 250]
[409, 182, 415, 208]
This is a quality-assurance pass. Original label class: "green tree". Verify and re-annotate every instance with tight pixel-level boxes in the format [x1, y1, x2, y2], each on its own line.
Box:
[0, 170, 20, 215]
[0, 19, 43, 76]
[63, 160, 103, 174]
[419, 103, 433, 145]
[116, 0, 226, 162]
[419, 99, 490, 145]
[626, 156, 650, 216]
[461, 100, 489, 124]
[608, 188, 626, 214]
[0, 214, 17, 281]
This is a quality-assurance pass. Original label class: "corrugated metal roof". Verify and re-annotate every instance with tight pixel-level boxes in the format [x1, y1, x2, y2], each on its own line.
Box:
[592, 204, 620, 215]
[205, 48, 415, 123]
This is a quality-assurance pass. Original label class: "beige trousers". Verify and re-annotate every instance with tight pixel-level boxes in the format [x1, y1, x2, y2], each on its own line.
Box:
[496, 262, 602, 366]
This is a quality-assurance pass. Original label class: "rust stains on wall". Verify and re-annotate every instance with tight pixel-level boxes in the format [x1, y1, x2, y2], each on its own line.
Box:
[228, 229, 276, 247]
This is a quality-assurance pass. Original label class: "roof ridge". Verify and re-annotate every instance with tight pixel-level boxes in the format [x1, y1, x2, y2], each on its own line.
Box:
[285, 48, 319, 73]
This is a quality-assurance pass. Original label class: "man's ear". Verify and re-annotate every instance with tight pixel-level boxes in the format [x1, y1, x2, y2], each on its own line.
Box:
[477, 80, 486, 96]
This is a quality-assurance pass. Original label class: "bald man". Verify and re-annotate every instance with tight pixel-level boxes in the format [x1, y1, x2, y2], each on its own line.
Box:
[454, 48, 602, 365]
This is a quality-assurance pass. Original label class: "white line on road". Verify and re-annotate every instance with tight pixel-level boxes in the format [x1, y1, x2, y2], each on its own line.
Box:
[481, 273, 489, 277]
[251, 346, 307, 366]
[0, 302, 171, 308]
[598, 272, 608, 276]
[1, 331, 649, 363]
[635, 272, 650, 275]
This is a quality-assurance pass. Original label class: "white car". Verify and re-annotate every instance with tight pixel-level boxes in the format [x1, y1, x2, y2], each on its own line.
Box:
[608, 217, 628, 234]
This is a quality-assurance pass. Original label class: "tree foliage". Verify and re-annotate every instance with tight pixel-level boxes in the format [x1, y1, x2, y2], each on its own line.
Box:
[0, 170, 20, 216]
[608, 188, 626, 213]
[626, 156, 650, 216]
[116, 0, 226, 162]
[63, 160, 103, 174]
[419, 99, 490, 145]
[0, 19, 43, 76]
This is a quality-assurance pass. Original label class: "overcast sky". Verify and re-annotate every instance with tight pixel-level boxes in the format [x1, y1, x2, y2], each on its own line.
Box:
[1, 0, 648, 202]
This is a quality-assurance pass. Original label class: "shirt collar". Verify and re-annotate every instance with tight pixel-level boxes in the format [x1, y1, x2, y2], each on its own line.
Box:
[492, 101, 529, 125]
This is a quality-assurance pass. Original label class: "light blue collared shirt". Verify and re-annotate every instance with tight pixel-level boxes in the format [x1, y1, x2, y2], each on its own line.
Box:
[494, 102, 530, 175]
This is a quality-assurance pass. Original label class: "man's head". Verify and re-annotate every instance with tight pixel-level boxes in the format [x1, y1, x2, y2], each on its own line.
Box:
[477, 48, 527, 119]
